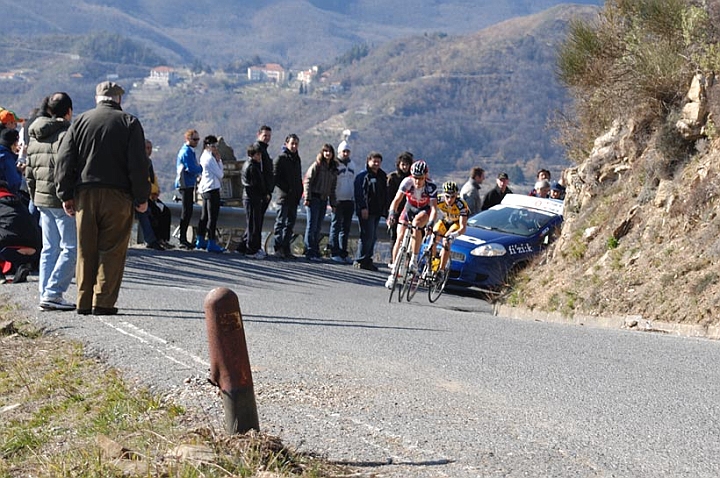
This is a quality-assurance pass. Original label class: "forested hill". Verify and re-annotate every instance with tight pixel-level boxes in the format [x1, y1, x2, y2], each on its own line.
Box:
[0, 3, 599, 192]
[2, 0, 600, 65]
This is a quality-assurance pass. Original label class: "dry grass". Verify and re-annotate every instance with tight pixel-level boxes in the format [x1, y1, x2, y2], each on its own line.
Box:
[0, 309, 360, 478]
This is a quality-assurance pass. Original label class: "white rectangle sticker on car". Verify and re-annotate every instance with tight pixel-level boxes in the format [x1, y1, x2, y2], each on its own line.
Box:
[450, 251, 466, 262]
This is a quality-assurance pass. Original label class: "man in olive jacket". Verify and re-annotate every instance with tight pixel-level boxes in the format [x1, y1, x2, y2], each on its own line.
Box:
[55, 81, 149, 316]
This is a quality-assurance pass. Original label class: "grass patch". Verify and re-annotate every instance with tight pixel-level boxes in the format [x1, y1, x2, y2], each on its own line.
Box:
[0, 317, 356, 477]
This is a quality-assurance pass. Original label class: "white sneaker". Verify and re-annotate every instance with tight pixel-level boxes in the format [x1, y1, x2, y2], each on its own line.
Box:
[247, 250, 266, 259]
[385, 275, 394, 289]
[39, 297, 76, 311]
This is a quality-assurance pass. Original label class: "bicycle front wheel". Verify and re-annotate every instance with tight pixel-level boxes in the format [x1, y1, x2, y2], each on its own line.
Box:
[428, 260, 451, 303]
[406, 252, 429, 302]
[388, 246, 408, 303]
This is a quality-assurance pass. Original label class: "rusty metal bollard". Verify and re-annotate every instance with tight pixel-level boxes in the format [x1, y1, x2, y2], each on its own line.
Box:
[204, 287, 259, 434]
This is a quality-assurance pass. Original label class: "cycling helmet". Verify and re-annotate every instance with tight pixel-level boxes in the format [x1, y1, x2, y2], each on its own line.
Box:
[410, 160, 428, 178]
[442, 181, 458, 195]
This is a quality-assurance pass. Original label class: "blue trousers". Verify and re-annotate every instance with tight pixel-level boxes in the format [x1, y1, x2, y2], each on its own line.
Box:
[304, 197, 326, 258]
[355, 213, 380, 265]
[329, 200, 354, 258]
[273, 200, 298, 253]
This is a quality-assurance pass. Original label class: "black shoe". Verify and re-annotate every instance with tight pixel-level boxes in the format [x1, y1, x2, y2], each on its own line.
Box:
[159, 240, 175, 250]
[93, 306, 118, 316]
[13, 264, 30, 283]
[179, 240, 194, 250]
[77, 308, 92, 315]
[360, 262, 379, 272]
[146, 241, 165, 251]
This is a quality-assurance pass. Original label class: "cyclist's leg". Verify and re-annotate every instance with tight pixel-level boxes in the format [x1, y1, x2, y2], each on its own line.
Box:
[440, 223, 461, 269]
[411, 210, 430, 257]
[433, 221, 448, 270]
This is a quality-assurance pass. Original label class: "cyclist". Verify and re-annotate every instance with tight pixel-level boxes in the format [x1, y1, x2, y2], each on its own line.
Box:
[431, 181, 469, 279]
[385, 160, 438, 288]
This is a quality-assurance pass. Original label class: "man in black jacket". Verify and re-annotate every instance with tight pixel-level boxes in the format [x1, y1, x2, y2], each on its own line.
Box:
[353, 151, 388, 271]
[272, 134, 302, 259]
[237, 125, 274, 254]
[481, 172, 513, 211]
[55, 81, 149, 316]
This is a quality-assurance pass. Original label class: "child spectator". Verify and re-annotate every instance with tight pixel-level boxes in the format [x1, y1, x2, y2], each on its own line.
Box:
[241, 143, 267, 259]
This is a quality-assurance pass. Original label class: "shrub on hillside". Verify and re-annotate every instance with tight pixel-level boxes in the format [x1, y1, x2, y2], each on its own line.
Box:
[556, 0, 720, 162]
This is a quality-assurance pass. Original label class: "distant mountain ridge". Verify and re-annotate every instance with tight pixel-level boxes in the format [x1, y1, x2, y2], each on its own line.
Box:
[3, 0, 600, 65]
[0, 3, 600, 193]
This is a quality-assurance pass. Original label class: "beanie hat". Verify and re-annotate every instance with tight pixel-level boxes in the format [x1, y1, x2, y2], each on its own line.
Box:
[0, 128, 19, 147]
[338, 140, 351, 152]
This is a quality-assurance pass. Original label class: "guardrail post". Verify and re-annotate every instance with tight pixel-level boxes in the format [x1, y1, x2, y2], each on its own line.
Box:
[204, 287, 259, 434]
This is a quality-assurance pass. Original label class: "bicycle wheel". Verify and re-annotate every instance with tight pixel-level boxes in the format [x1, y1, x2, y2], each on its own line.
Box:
[428, 259, 451, 303]
[398, 251, 415, 302]
[388, 245, 408, 303]
[406, 251, 429, 302]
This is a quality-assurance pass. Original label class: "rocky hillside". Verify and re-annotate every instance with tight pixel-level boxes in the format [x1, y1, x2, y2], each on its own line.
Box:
[513, 0, 720, 325]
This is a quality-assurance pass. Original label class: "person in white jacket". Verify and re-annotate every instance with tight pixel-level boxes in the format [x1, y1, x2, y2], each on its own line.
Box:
[195, 135, 225, 253]
[329, 140, 357, 263]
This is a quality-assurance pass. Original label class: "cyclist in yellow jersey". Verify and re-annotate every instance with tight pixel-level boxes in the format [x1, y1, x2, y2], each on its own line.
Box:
[432, 181, 469, 275]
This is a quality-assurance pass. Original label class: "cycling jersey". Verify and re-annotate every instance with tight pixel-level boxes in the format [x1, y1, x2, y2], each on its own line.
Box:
[398, 176, 438, 209]
[436, 195, 469, 225]
[434, 196, 469, 236]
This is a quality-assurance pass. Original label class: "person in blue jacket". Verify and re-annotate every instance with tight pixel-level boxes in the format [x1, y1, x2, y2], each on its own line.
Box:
[175, 129, 203, 249]
[0, 128, 22, 195]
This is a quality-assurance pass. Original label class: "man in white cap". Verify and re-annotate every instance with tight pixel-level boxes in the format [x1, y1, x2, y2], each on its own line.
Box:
[56, 81, 149, 316]
[329, 140, 357, 263]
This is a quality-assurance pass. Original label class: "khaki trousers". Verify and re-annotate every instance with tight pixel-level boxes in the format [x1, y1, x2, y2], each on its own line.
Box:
[75, 188, 134, 310]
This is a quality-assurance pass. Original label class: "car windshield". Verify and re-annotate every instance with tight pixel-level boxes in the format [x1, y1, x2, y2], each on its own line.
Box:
[467, 206, 556, 237]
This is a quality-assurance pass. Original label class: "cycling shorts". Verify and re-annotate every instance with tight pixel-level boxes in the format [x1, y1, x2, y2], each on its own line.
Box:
[400, 204, 431, 224]
[433, 220, 461, 237]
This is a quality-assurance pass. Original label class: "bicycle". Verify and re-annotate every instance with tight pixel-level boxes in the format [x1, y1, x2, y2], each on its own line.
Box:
[406, 231, 455, 303]
[388, 223, 424, 303]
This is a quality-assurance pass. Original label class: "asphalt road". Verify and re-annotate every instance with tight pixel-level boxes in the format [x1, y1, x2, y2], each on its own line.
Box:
[8, 247, 720, 477]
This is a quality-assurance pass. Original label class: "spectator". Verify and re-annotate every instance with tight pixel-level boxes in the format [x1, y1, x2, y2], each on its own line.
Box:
[272, 134, 303, 259]
[530, 179, 551, 198]
[385, 151, 413, 243]
[329, 140, 357, 264]
[353, 151, 388, 271]
[195, 135, 225, 253]
[0, 129, 22, 194]
[174, 129, 202, 249]
[145, 139, 174, 249]
[55, 81, 150, 316]
[0, 109, 21, 132]
[303, 143, 338, 261]
[241, 143, 267, 259]
[237, 125, 274, 254]
[550, 181, 566, 200]
[135, 140, 166, 251]
[26, 92, 77, 310]
[481, 172, 513, 210]
[460, 166, 485, 215]
[0, 179, 40, 284]
[528, 169, 552, 196]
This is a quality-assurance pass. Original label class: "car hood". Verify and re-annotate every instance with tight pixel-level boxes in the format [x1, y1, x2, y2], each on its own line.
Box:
[454, 227, 522, 248]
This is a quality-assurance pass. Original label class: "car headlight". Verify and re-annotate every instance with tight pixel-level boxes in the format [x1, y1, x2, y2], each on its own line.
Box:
[470, 243, 506, 257]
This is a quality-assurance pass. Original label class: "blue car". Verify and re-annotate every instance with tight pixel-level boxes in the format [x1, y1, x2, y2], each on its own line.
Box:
[447, 194, 564, 291]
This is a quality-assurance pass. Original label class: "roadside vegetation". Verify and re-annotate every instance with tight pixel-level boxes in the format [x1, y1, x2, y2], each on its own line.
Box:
[0, 302, 357, 477]
[514, 0, 720, 324]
